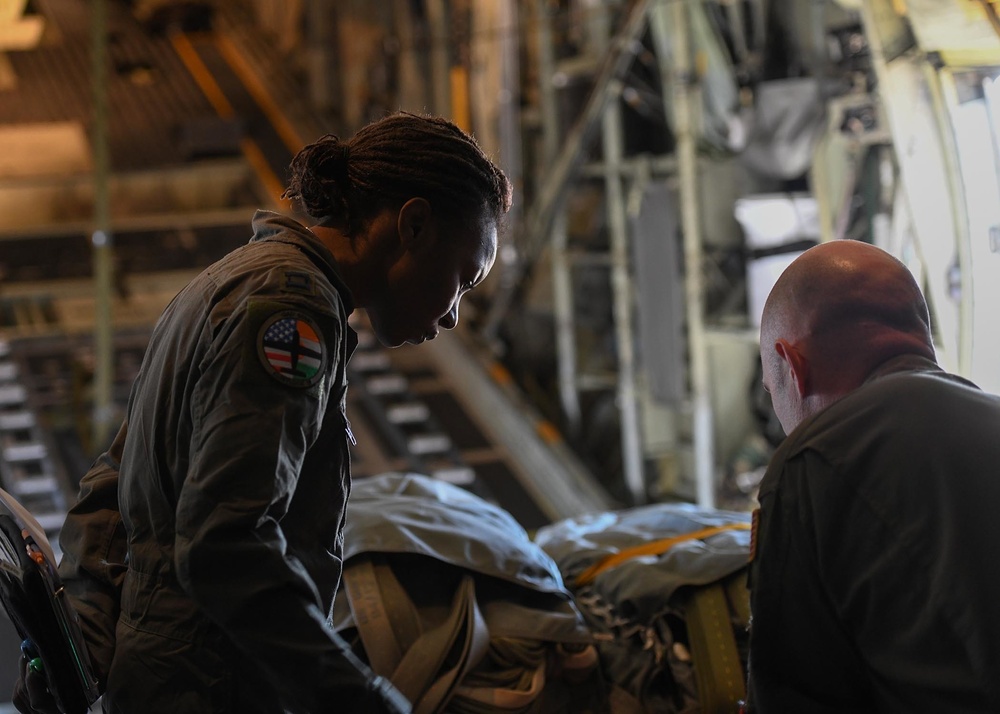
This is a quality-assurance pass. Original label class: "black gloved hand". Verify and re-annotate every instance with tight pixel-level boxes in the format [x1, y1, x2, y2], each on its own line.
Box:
[12, 654, 60, 714]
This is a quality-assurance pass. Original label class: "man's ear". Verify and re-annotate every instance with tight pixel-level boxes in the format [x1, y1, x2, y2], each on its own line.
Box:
[775, 338, 809, 397]
[396, 198, 434, 252]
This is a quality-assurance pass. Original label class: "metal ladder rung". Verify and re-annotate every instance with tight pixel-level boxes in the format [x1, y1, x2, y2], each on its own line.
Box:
[9, 475, 59, 496]
[432, 467, 476, 486]
[0, 340, 73, 552]
[0, 411, 35, 431]
[0, 384, 27, 406]
[0, 362, 18, 382]
[2, 443, 46, 462]
[407, 433, 452, 455]
[350, 351, 392, 372]
[386, 402, 431, 424]
[365, 374, 409, 395]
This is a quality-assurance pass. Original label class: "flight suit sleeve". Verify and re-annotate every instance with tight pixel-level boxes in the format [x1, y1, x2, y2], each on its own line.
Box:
[747, 453, 875, 713]
[173, 297, 404, 714]
[57, 420, 129, 690]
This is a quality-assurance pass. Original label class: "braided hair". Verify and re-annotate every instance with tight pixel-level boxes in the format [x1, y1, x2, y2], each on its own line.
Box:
[283, 112, 512, 236]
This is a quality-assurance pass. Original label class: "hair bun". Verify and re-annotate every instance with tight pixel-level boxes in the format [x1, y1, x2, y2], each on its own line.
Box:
[309, 137, 350, 186]
[331, 143, 350, 184]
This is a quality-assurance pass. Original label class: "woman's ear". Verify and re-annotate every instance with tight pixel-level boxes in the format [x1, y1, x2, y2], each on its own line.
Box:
[396, 198, 434, 252]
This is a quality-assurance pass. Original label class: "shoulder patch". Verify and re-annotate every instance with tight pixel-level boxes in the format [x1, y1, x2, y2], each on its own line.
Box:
[257, 311, 326, 387]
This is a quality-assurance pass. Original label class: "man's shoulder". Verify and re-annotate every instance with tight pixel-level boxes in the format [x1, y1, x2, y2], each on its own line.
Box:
[804, 367, 985, 437]
[766, 367, 999, 484]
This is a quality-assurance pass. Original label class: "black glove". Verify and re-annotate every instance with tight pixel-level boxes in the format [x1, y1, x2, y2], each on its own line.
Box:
[12, 654, 61, 714]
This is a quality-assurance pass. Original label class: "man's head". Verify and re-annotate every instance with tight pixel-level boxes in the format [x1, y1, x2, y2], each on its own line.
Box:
[759, 240, 935, 434]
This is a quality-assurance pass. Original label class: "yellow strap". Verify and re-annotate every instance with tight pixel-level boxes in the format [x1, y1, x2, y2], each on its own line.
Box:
[686, 582, 746, 713]
[723, 570, 751, 630]
[574, 523, 752, 587]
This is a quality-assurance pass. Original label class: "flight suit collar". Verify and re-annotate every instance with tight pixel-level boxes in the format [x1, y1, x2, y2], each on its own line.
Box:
[756, 353, 947, 503]
[248, 210, 356, 314]
[249, 210, 358, 359]
[862, 353, 951, 385]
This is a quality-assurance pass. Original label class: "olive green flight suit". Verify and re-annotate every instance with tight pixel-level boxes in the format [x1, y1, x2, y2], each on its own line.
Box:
[57, 211, 395, 713]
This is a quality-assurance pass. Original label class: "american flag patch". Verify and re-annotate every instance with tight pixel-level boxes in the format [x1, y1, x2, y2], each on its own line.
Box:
[258, 312, 325, 386]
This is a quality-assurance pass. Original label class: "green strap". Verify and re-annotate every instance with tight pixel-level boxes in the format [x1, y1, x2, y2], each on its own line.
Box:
[685, 581, 746, 714]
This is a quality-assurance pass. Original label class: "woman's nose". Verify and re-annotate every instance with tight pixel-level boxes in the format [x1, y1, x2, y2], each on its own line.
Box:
[438, 302, 459, 330]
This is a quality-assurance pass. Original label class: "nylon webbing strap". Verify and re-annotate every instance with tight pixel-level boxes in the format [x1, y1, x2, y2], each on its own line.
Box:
[685, 581, 745, 714]
[342, 558, 403, 676]
[723, 570, 750, 629]
[454, 661, 546, 710]
[574, 523, 752, 587]
[346, 561, 491, 713]
[371, 560, 423, 653]
[398, 575, 490, 714]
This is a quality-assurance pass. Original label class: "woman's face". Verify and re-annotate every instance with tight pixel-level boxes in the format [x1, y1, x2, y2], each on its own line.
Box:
[366, 207, 498, 348]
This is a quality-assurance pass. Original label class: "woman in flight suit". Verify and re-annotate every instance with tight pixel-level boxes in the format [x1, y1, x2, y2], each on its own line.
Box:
[14, 112, 511, 714]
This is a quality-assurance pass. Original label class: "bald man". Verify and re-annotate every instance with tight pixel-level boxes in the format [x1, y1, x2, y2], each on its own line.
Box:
[746, 240, 1000, 713]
